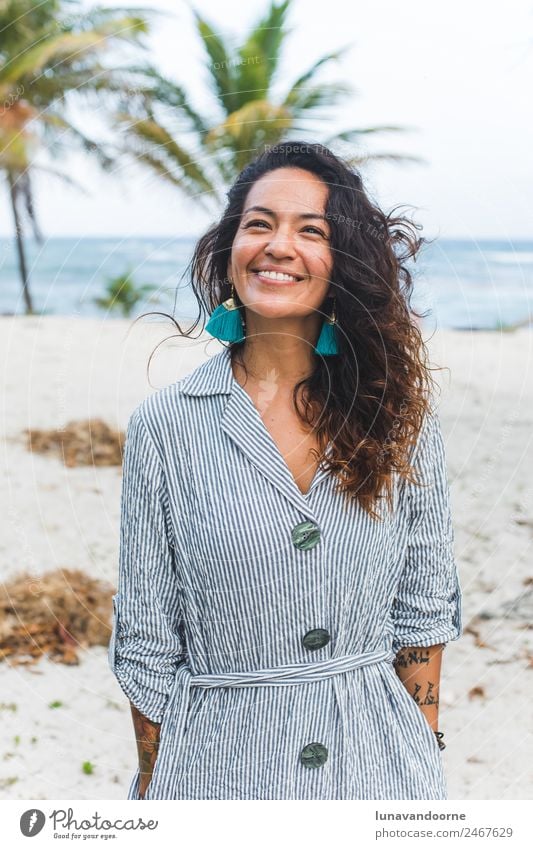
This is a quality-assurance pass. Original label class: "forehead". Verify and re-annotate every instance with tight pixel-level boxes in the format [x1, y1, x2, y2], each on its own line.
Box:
[244, 167, 329, 213]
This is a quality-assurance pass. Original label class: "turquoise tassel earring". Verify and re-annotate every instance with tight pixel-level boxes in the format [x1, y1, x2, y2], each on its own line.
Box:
[205, 280, 246, 343]
[314, 296, 339, 356]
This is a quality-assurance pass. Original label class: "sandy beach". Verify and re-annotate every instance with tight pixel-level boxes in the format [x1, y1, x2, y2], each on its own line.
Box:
[1, 315, 532, 800]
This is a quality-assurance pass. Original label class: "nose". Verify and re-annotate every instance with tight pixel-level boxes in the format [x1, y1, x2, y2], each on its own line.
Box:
[264, 227, 297, 259]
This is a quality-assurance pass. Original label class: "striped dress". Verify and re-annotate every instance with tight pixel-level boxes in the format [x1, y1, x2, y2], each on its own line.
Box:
[108, 345, 463, 800]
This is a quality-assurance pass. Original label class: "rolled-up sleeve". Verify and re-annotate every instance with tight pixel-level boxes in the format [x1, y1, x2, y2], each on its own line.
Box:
[391, 408, 463, 654]
[108, 405, 186, 723]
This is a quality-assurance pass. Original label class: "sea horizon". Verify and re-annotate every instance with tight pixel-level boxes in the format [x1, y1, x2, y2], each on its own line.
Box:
[1, 235, 532, 330]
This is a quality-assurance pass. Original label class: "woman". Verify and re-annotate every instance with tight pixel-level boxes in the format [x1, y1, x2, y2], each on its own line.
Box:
[108, 141, 462, 800]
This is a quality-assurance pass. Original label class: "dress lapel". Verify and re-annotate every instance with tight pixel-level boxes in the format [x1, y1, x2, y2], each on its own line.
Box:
[180, 346, 329, 521]
[221, 379, 325, 521]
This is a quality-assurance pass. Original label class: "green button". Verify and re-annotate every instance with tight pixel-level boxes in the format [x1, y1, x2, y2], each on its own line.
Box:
[300, 742, 328, 768]
[302, 629, 330, 651]
[291, 521, 320, 550]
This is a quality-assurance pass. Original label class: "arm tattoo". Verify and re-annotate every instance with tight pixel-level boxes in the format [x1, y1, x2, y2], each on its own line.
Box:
[393, 648, 430, 669]
[412, 681, 440, 707]
[130, 704, 161, 782]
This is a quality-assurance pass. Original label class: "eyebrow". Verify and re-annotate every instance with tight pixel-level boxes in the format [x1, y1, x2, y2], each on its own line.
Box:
[243, 205, 329, 223]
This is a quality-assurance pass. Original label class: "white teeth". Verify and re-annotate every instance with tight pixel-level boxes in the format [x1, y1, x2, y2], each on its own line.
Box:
[256, 270, 300, 282]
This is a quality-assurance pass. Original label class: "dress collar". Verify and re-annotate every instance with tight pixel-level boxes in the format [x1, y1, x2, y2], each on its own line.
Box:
[179, 346, 234, 396]
[179, 345, 331, 518]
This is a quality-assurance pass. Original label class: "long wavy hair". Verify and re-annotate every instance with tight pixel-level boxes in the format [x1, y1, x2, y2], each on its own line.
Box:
[145, 140, 441, 520]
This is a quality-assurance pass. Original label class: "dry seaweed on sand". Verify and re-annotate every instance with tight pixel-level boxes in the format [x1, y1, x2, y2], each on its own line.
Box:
[0, 569, 114, 666]
[24, 419, 125, 467]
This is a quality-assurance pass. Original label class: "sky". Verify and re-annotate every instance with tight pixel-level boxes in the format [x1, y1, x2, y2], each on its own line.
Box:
[1, 0, 532, 239]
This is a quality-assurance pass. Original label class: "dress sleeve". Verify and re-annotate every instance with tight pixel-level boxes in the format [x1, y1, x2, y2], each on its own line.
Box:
[390, 408, 463, 654]
[108, 405, 186, 723]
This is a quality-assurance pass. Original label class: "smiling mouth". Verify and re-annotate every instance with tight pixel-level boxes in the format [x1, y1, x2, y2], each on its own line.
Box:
[251, 269, 305, 283]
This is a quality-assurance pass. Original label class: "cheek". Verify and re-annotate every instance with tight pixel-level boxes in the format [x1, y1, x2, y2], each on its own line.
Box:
[303, 244, 332, 276]
[310, 257, 333, 291]
[231, 233, 263, 264]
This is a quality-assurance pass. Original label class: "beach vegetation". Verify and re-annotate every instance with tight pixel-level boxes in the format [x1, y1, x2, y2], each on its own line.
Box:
[93, 268, 159, 317]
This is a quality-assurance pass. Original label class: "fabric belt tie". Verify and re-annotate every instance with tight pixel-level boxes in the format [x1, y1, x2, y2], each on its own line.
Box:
[129, 647, 395, 800]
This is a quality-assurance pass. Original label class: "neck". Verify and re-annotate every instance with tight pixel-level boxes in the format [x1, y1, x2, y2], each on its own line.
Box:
[232, 314, 321, 385]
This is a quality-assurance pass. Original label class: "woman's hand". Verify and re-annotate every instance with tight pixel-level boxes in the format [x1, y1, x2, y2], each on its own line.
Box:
[130, 703, 161, 799]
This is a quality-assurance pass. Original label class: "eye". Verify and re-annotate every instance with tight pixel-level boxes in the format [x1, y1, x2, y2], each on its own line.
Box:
[303, 225, 327, 237]
[244, 219, 269, 228]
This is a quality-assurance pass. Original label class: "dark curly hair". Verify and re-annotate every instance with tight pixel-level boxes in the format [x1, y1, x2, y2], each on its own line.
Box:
[145, 140, 441, 520]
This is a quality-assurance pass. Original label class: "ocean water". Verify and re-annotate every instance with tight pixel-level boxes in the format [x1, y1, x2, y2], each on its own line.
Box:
[0, 235, 532, 330]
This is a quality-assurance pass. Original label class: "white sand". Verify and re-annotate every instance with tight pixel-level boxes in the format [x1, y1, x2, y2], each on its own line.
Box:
[0, 316, 532, 800]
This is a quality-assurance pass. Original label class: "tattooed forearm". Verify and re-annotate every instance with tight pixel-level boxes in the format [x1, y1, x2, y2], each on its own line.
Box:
[412, 681, 440, 707]
[393, 644, 444, 732]
[130, 703, 161, 798]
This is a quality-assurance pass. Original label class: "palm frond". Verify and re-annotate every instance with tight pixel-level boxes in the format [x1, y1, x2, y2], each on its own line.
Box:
[344, 152, 426, 167]
[236, 0, 291, 97]
[128, 150, 220, 208]
[191, 7, 238, 115]
[1, 31, 109, 84]
[1, 15, 149, 85]
[39, 112, 117, 170]
[32, 162, 91, 194]
[282, 45, 353, 106]
[324, 126, 415, 144]
[116, 114, 218, 199]
[128, 66, 210, 137]
[283, 81, 353, 115]
[205, 99, 292, 170]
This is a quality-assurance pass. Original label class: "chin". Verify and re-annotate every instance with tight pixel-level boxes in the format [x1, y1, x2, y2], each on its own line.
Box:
[245, 304, 303, 320]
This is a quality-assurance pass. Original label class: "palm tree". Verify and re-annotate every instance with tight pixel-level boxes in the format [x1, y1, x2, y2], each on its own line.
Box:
[0, 0, 165, 313]
[1, 0, 418, 314]
[118, 0, 418, 209]
[92, 268, 160, 317]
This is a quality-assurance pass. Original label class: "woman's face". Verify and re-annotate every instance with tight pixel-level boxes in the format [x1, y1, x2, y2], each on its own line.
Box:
[227, 167, 333, 323]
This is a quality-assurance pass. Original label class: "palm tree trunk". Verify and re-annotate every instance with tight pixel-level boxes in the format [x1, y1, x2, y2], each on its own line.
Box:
[7, 171, 34, 315]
